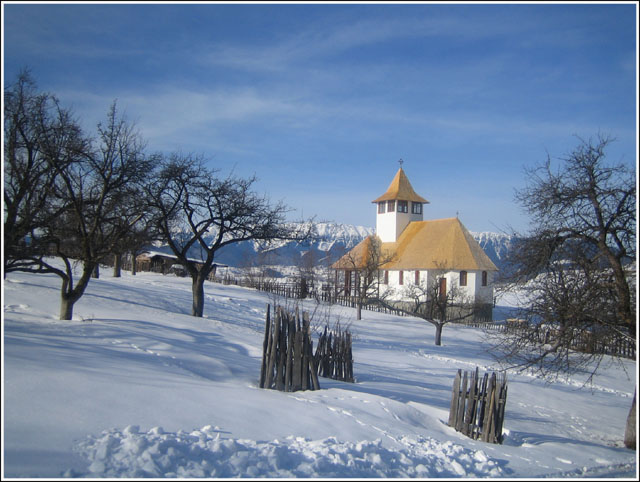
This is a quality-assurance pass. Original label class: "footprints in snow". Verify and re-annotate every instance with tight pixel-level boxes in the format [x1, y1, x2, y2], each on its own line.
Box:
[6, 303, 32, 312]
[288, 393, 403, 436]
[110, 339, 177, 365]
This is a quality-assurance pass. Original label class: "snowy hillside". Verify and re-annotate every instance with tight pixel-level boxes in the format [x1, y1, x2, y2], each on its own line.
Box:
[3, 263, 636, 478]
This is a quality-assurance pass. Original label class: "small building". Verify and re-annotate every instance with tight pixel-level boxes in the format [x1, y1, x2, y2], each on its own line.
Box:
[332, 166, 498, 321]
[135, 251, 226, 280]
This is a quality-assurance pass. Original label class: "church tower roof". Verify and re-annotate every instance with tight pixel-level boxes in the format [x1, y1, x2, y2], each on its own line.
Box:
[371, 167, 429, 204]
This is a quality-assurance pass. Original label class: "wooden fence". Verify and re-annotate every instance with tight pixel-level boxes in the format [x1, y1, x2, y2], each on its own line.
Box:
[456, 320, 636, 360]
[448, 368, 508, 444]
[223, 276, 635, 360]
[259, 304, 320, 392]
[224, 277, 311, 299]
[314, 325, 354, 383]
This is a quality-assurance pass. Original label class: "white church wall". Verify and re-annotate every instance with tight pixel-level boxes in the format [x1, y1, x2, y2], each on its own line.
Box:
[473, 270, 494, 304]
[376, 206, 422, 243]
[376, 212, 398, 243]
[377, 269, 493, 306]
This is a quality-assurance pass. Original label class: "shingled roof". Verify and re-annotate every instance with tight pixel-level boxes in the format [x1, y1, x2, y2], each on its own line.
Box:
[331, 235, 381, 270]
[332, 218, 498, 272]
[371, 167, 429, 204]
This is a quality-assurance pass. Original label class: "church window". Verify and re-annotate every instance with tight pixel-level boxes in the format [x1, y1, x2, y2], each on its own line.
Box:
[438, 278, 447, 302]
[398, 200, 408, 213]
[399, 270, 404, 285]
[411, 202, 422, 214]
[383, 270, 389, 284]
[482, 271, 488, 286]
[459, 271, 467, 286]
[387, 200, 395, 212]
[415, 270, 420, 284]
[378, 202, 386, 214]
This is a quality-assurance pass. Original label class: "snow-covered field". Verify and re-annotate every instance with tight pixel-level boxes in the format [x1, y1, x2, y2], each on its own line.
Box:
[2, 264, 637, 478]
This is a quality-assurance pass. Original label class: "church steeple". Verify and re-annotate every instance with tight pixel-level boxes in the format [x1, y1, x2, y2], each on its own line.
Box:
[372, 165, 429, 243]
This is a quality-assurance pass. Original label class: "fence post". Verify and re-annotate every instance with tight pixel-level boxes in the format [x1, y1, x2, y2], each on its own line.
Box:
[463, 366, 479, 436]
[309, 339, 321, 390]
[259, 304, 271, 388]
[481, 373, 497, 443]
[495, 373, 508, 444]
[285, 314, 295, 391]
[275, 311, 287, 391]
[264, 306, 279, 389]
[448, 369, 462, 427]
[302, 312, 310, 390]
[456, 370, 468, 432]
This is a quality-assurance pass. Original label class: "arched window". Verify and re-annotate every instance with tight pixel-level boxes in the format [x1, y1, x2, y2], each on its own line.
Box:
[482, 271, 488, 286]
[399, 270, 404, 285]
[459, 271, 467, 286]
[415, 270, 420, 285]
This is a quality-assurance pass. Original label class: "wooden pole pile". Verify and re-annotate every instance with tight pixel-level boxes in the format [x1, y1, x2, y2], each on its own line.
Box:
[259, 304, 320, 392]
[448, 367, 508, 444]
[314, 324, 354, 383]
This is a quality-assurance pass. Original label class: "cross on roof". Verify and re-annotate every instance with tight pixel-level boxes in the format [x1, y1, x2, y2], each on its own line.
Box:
[398, 158, 404, 168]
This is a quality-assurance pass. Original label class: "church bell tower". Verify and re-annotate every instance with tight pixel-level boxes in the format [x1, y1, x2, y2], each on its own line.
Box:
[372, 162, 429, 243]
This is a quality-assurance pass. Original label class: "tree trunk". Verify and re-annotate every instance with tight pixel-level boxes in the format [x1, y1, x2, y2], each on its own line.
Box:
[624, 389, 636, 449]
[434, 322, 444, 346]
[131, 251, 137, 275]
[59, 284, 83, 321]
[59, 294, 75, 320]
[59, 276, 75, 320]
[192, 274, 206, 317]
[59, 262, 94, 320]
[357, 301, 362, 321]
[92, 264, 99, 279]
[113, 253, 122, 278]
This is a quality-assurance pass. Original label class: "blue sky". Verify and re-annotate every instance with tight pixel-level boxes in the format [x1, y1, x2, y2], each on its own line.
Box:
[3, 2, 637, 233]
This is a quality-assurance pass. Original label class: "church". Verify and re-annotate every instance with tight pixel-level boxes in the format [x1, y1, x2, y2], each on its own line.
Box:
[332, 165, 498, 321]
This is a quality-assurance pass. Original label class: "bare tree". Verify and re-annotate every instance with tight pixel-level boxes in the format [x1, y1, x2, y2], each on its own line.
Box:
[335, 236, 479, 341]
[109, 191, 164, 278]
[5, 95, 153, 320]
[496, 134, 635, 373]
[3, 70, 84, 275]
[496, 134, 636, 448]
[378, 267, 477, 346]
[147, 153, 313, 317]
[333, 235, 395, 320]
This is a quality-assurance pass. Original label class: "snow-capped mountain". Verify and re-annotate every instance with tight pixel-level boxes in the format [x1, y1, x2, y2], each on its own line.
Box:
[211, 222, 376, 268]
[470, 231, 516, 271]
[148, 222, 514, 272]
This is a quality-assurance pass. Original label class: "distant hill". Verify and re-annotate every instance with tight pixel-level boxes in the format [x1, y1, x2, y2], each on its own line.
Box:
[146, 222, 515, 273]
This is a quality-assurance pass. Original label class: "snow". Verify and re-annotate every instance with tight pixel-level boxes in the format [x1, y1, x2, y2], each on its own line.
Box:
[2, 262, 637, 478]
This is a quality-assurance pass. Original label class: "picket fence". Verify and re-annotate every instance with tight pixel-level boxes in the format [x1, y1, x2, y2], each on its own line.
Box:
[259, 304, 320, 392]
[448, 368, 508, 444]
[457, 320, 635, 360]
[221, 276, 635, 360]
[314, 325, 354, 383]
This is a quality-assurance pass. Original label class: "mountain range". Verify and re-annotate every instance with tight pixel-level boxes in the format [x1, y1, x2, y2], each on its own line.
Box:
[149, 222, 515, 273]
